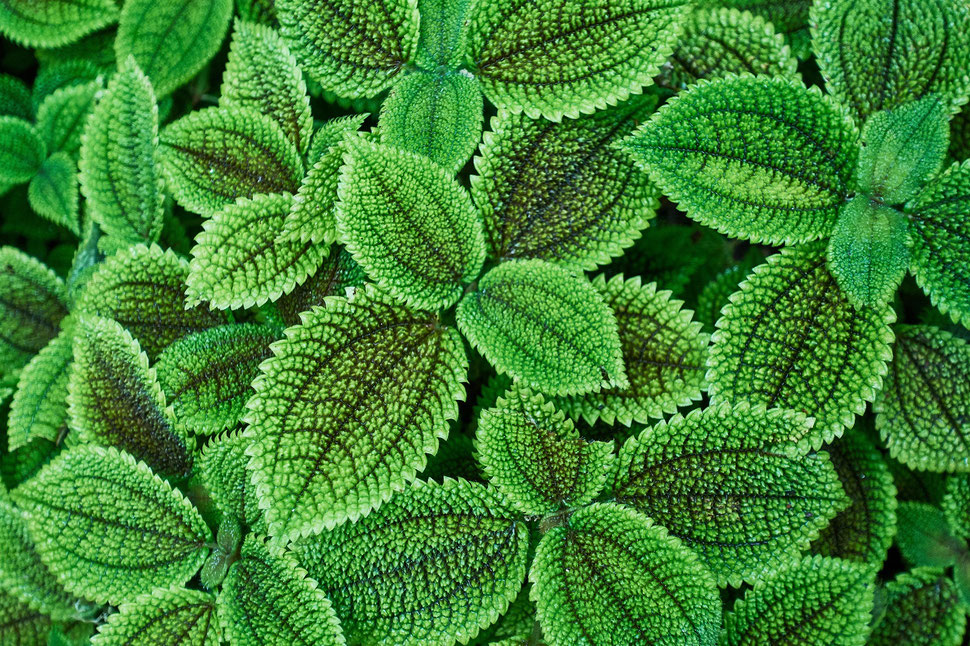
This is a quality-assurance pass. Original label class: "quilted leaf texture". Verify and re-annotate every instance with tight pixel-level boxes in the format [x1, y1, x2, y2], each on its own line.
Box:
[869, 568, 966, 646]
[414, 0, 473, 69]
[28, 153, 79, 235]
[91, 587, 221, 646]
[0, 247, 68, 374]
[7, 320, 73, 450]
[0, 117, 46, 184]
[895, 502, 965, 568]
[35, 80, 98, 156]
[0, 589, 53, 646]
[0, 0, 117, 48]
[198, 432, 262, 529]
[274, 247, 367, 327]
[942, 475, 970, 539]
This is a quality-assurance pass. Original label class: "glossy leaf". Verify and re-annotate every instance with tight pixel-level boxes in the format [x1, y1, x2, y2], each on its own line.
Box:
[28, 153, 79, 235]
[0, 247, 68, 373]
[870, 568, 965, 646]
[91, 587, 220, 646]
[414, 0, 471, 69]
[35, 81, 98, 156]
[0, 0, 117, 48]
[198, 432, 261, 528]
[7, 321, 73, 450]
[0, 117, 46, 184]
[275, 248, 366, 326]
[896, 503, 965, 567]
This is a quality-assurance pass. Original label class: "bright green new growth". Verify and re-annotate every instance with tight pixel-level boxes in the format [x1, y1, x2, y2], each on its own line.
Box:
[35, 81, 98, 157]
[7, 321, 73, 450]
[11, 446, 211, 606]
[336, 138, 485, 310]
[198, 432, 262, 529]
[531, 502, 720, 646]
[28, 153, 79, 235]
[0, 0, 117, 48]
[294, 478, 528, 646]
[414, 0, 471, 70]
[0, 117, 46, 184]
[869, 568, 966, 646]
[895, 503, 966, 567]
[457, 259, 626, 396]
[91, 587, 221, 646]
[874, 325, 970, 473]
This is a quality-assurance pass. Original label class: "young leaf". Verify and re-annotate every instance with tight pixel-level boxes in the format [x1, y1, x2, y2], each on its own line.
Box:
[721, 555, 875, 646]
[0, 117, 46, 184]
[466, 0, 688, 121]
[336, 138, 485, 310]
[869, 568, 965, 646]
[159, 106, 303, 216]
[476, 383, 613, 515]
[623, 76, 859, 245]
[91, 587, 221, 646]
[79, 57, 163, 245]
[0, 0, 117, 48]
[11, 445, 211, 606]
[244, 285, 468, 539]
[611, 405, 848, 586]
[275, 247, 366, 326]
[942, 476, 970, 539]
[0, 589, 52, 646]
[414, 0, 472, 69]
[35, 81, 98, 156]
[707, 243, 895, 444]
[293, 478, 529, 646]
[555, 274, 708, 426]
[896, 503, 965, 567]
[198, 432, 262, 528]
[276, 0, 419, 99]
[472, 97, 658, 270]
[115, 0, 233, 97]
[531, 502, 720, 646]
[306, 114, 370, 165]
[7, 321, 73, 450]
[457, 259, 626, 397]
[875, 325, 970, 472]
[27, 153, 79, 235]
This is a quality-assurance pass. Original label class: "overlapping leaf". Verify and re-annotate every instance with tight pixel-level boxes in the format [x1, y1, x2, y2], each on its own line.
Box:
[895, 503, 965, 567]
[198, 433, 261, 528]
[942, 475, 970, 539]
[414, 0, 472, 69]
[0, 117, 46, 184]
[7, 320, 73, 450]
[35, 81, 98, 156]
[0, 0, 117, 48]
[91, 587, 220, 646]
[870, 568, 965, 646]
[28, 153, 79, 234]
[0, 247, 68, 374]
[275, 248, 366, 326]
[702, 0, 811, 56]
[0, 589, 52, 646]
[0, 75, 32, 120]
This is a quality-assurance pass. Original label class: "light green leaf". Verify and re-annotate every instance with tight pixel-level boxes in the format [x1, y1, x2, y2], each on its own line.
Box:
[11, 445, 211, 606]
[221, 19, 312, 154]
[466, 0, 688, 121]
[276, 0, 419, 99]
[159, 106, 303, 215]
[623, 75, 859, 245]
[294, 478, 528, 646]
[531, 502, 720, 646]
[244, 285, 468, 539]
[870, 568, 965, 646]
[336, 138, 485, 310]
[699, 0, 811, 57]
[612, 404, 847, 586]
[721, 555, 875, 646]
[0, 74, 32, 120]
[31, 59, 100, 111]
[28, 153, 79, 235]
[78, 57, 163, 245]
[91, 587, 220, 646]
[457, 259, 626, 396]
[0, 0, 117, 48]
[707, 243, 895, 444]
[7, 321, 73, 451]
[275, 247, 366, 326]
[198, 432, 262, 529]
[0, 589, 52, 646]
[473, 97, 658, 270]
[35, 81, 98, 156]
[0, 117, 46, 184]
[942, 475, 970, 539]
[874, 325, 970, 473]
[415, 0, 471, 69]
[115, 0, 233, 97]
[895, 503, 965, 567]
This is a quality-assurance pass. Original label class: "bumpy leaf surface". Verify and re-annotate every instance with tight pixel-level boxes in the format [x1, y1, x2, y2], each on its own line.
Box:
[942, 476, 970, 539]
[91, 588, 220, 646]
[0, 0, 117, 48]
[198, 432, 261, 528]
[0, 74, 31, 120]
[895, 503, 964, 567]
[870, 568, 965, 646]
[702, 0, 811, 56]
[0, 247, 68, 373]
[28, 153, 79, 234]
[0, 117, 45, 184]
[35, 81, 98, 156]
[0, 589, 52, 646]
[275, 248, 366, 326]
[7, 321, 73, 450]
[414, 0, 472, 69]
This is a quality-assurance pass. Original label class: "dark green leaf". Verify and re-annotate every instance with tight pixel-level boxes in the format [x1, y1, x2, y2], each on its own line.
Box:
[0, 117, 46, 184]
[0, 589, 52, 646]
[870, 568, 965, 646]
[91, 587, 220, 646]
[895, 503, 965, 567]
[699, 0, 811, 57]
[942, 475, 970, 539]
[28, 153, 79, 235]
[275, 247, 366, 327]
[0, 0, 117, 48]
[0, 74, 33, 120]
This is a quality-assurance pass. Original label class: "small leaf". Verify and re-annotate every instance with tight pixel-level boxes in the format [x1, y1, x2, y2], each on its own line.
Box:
[115, 0, 233, 97]
[91, 587, 220, 646]
[0, 247, 68, 374]
[870, 568, 965, 646]
[942, 475, 970, 539]
[7, 321, 73, 451]
[0, 117, 46, 184]
[275, 247, 366, 327]
[0, 0, 117, 48]
[414, 0, 472, 69]
[875, 325, 970, 473]
[466, 0, 688, 120]
[336, 138, 485, 310]
[293, 478, 528, 646]
[28, 153, 79, 234]
[531, 502, 720, 646]
[0, 589, 52, 646]
[895, 503, 965, 567]
[11, 445, 211, 606]
[198, 432, 262, 528]
[35, 81, 98, 156]
[457, 259, 626, 396]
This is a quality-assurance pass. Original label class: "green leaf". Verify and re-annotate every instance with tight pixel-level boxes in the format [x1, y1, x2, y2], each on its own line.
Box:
[811, 0, 970, 126]
[554, 274, 707, 426]
[115, 0, 233, 97]
[695, 255, 762, 331]
[458, 260, 626, 396]
[68, 316, 191, 477]
[0, 75, 31, 122]
[198, 432, 262, 528]
[91, 587, 220, 646]
[699, 0, 811, 57]
[414, 0, 471, 69]
[159, 106, 303, 215]
[35, 81, 98, 157]
[275, 247, 366, 327]
[875, 325, 970, 472]
[721, 555, 875, 646]
[28, 153, 79, 235]
[0, 589, 52, 646]
[827, 197, 911, 309]
[31, 60, 100, 111]
[244, 285, 467, 539]
[707, 243, 895, 443]
[221, 19, 312, 154]
[11, 445, 211, 606]
[7, 321, 73, 451]
[0, 0, 117, 48]
[336, 138, 485, 310]
[623, 75, 859, 245]
[473, 97, 658, 270]
[476, 383, 613, 515]
[294, 478, 528, 646]
[78, 57, 163, 245]
[0, 117, 46, 184]
[611, 404, 847, 586]
[276, 0, 419, 99]
[942, 475, 970, 539]
[74, 244, 227, 359]
[0, 247, 68, 374]
[870, 568, 965, 646]
[466, 0, 688, 121]
[896, 503, 965, 567]
[219, 536, 345, 646]
[186, 193, 328, 310]
[531, 502, 720, 646]
[951, 103, 970, 161]
[0, 439, 57, 492]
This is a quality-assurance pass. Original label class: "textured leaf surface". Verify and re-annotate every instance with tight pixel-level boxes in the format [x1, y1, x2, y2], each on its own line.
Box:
[244, 286, 467, 539]
[0, 247, 68, 373]
[0, 74, 31, 120]
[624, 76, 858, 245]
[91, 587, 220, 646]
[295, 479, 528, 646]
[457, 259, 626, 396]
[415, 0, 471, 69]
[466, 0, 688, 120]
[28, 153, 79, 234]
[531, 502, 720, 646]
[473, 97, 658, 270]
[701, 0, 811, 56]
[198, 433, 261, 528]
[870, 568, 965, 646]
[942, 475, 970, 539]
[12, 446, 211, 605]
[0, 589, 52, 646]
[895, 503, 964, 567]
[707, 243, 895, 443]
[875, 325, 970, 472]
[7, 321, 73, 450]
[275, 248, 366, 326]
[0, 117, 45, 184]
[0, 0, 117, 48]
[35, 81, 98, 156]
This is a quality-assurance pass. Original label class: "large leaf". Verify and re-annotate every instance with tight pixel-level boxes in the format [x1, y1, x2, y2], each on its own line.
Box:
[7, 321, 73, 450]
[869, 568, 965, 646]
[472, 97, 658, 270]
[244, 285, 468, 539]
[91, 587, 220, 646]
[0, 247, 68, 373]
[198, 432, 261, 528]
[28, 153, 79, 235]
[457, 259, 626, 396]
[531, 502, 720, 646]
[623, 76, 858, 245]
[874, 325, 970, 473]
[293, 479, 528, 646]
[12, 445, 211, 605]
[707, 243, 895, 444]
[275, 247, 366, 326]
[611, 404, 848, 586]
[35, 81, 98, 156]
[0, 0, 117, 48]
[465, 0, 688, 121]
[0, 117, 46, 184]
[0, 589, 52, 646]
[414, 0, 472, 69]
